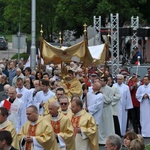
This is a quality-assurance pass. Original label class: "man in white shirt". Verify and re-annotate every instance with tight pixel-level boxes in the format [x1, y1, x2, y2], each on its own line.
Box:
[34, 79, 55, 114]
[99, 76, 115, 144]
[86, 81, 104, 126]
[16, 77, 32, 107]
[136, 75, 150, 137]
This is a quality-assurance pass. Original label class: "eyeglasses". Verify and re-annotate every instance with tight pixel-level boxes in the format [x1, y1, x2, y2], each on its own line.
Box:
[117, 78, 122, 80]
[57, 94, 64, 96]
[60, 103, 68, 106]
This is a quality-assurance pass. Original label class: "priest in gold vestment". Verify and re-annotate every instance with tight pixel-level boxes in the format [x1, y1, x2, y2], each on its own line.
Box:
[0, 107, 18, 149]
[60, 69, 82, 98]
[59, 95, 73, 120]
[18, 105, 58, 150]
[71, 96, 99, 150]
[44, 101, 75, 150]
[43, 87, 66, 116]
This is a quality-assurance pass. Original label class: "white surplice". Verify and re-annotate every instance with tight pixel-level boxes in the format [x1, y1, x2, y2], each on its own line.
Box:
[113, 83, 133, 136]
[136, 83, 150, 137]
[34, 89, 55, 114]
[98, 85, 115, 144]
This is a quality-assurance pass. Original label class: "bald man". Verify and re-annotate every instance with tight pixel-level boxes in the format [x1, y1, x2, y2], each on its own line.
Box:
[12, 68, 24, 87]
[0, 86, 26, 133]
[18, 105, 58, 150]
[0, 84, 10, 102]
[44, 101, 75, 150]
[86, 81, 104, 126]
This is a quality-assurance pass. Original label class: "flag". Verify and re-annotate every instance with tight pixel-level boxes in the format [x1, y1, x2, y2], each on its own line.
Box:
[24, 55, 30, 69]
[135, 61, 140, 66]
[3, 100, 11, 111]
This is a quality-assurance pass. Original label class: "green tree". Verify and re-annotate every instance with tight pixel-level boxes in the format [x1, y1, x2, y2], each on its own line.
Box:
[1, 0, 150, 40]
[55, 0, 98, 38]
[96, 0, 149, 26]
[0, 1, 7, 33]
[36, 0, 58, 42]
[3, 0, 31, 34]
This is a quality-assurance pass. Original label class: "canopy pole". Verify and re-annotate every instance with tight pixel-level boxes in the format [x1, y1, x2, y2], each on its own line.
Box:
[83, 23, 88, 109]
[103, 29, 110, 76]
[39, 24, 43, 83]
[59, 31, 64, 76]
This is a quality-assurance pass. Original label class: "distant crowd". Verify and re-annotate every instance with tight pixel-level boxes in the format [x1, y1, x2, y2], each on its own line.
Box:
[0, 57, 149, 150]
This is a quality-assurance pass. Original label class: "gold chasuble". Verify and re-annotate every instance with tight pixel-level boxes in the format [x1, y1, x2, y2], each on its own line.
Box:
[25, 124, 37, 150]
[44, 112, 75, 150]
[60, 77, 82, 98]
[0, 120, 19, 149]
[18, 116, 58, 150]
[71, 109, 99, 150]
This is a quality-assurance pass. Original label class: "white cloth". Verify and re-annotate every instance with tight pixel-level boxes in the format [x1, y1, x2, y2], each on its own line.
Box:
[28, 88, 39, 106]
[136, 83, 150, 137]
[86, 90, 104, 125]
[16, 86, 32, 107]
[57, 134, 66, 150]
[111, 86, 121, 116]
[20, 137, 44, 150]
[75, 134, 90, 150]
[34, 89, 55, 114]
[0, 97, 25, 133]
[113, 83, 133, 136]
[98, 85, 115, 144]
[16, 86, 32, 126]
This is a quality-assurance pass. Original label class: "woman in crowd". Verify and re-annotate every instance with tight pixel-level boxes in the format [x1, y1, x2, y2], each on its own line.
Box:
[129, 138, 145, 150]
[122, 131, 138, 149]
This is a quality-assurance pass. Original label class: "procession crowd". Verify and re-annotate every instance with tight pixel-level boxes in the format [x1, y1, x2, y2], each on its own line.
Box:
[0, 58, 149, 150]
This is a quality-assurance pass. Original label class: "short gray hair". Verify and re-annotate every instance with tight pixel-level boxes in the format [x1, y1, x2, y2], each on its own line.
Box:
[49, 101, 60, 108]
[107, 134, 121, 150]
[117, 74, 124, 79]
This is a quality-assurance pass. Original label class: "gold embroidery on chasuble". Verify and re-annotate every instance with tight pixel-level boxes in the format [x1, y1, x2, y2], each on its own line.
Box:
[25, 124, 37, 150]
[51, 120, 60, 134]
[66, 83, 71, 89]
[71, 115, 81, 135]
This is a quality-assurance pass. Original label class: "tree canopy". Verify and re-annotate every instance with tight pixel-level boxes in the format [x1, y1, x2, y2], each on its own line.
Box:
[0, 0, 149, 40]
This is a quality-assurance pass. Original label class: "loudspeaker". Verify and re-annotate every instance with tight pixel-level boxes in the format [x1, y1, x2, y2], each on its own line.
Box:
[137, 28, 150, 37]
[119, 28, 133, 36]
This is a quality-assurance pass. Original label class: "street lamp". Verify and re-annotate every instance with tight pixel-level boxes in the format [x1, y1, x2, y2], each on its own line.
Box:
[17, 23, 21, 63]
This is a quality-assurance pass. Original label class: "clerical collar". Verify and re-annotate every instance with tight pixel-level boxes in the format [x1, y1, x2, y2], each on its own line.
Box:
[52, 113, 59, 121]
[144, 83, 150, 88]
[31, 116, 39, 125]
[62, 109, 68, 114]
[92, 91, 100, 95]
[9, 98, 15, 103]
[74, 110, 82, 117]
[18, 87, 23, 93]
[118, 83, 123, 86]
[43, 89, 49, 96]
[0, 119, 9, 129]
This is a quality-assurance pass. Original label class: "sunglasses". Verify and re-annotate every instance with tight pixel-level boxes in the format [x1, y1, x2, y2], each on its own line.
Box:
[60, 103, 68, 106]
